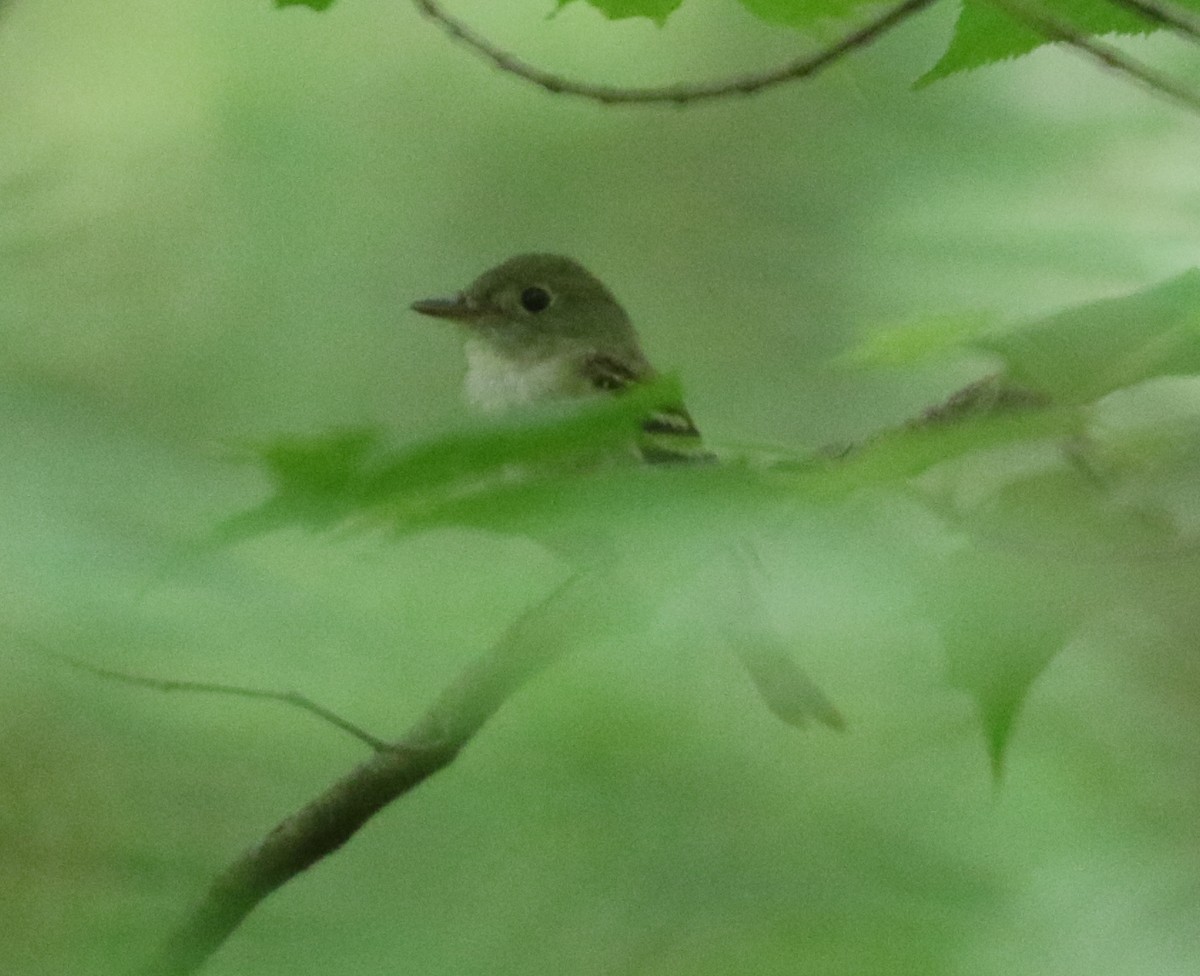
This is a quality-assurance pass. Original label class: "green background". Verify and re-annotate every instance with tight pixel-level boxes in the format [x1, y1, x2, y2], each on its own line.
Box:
[2, 2, 1199, 974]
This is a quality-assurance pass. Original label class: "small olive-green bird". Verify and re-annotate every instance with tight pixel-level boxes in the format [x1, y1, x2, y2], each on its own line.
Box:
[411, 252, 709, 464]
[412, 253, 844, 731]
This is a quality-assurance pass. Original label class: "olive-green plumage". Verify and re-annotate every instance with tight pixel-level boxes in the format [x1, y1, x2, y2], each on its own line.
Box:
[412, 253, 708, 463]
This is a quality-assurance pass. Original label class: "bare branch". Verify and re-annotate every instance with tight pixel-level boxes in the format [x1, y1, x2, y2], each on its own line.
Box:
[412, 0, 939, 106]
[138, 570, 590, 976]
[31, 642, 390, 752]
[988, 0, 1200, 115]
[911, 374, 1050, 428]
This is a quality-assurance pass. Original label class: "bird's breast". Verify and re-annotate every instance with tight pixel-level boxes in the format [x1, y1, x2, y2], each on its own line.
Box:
[463, 341, 579, 414]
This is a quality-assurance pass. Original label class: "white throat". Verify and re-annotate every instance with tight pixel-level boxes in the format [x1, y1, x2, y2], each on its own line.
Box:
[462, 339, 572, 414]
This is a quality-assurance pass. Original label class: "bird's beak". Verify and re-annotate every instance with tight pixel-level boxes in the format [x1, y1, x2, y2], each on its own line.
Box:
[410, 292, 484, 322]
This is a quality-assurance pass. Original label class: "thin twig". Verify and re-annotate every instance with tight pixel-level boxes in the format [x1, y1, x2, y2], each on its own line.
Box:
[26, 641, 392, 752]
[1104, 0, 1200, 42]
[411, 0, 939, 105]
[139, 570, 592, 976]
[988, 0, 1200, 115]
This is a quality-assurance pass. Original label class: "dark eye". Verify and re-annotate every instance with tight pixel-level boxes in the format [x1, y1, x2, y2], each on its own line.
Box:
[520, 285, 552, 313]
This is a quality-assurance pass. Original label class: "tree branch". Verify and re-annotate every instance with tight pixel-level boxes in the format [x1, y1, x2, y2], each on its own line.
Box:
[138, 570, 588, 976]
[411, 0, 939, 105]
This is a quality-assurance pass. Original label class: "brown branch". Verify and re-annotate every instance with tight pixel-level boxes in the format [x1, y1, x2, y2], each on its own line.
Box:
[138, 570, 588, 976]
[40, 648, 390, 751]
[988, 0, 1200, 115]
[412, 0, 939, 105]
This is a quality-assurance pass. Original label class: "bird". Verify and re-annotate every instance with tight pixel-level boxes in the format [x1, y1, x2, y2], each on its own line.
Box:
[411, 253, 843, 731]
[410, 253, 711, 464]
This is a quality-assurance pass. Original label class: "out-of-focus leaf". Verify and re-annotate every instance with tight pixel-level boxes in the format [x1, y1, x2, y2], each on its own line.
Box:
[275, 0, 338, 11]
[1083, 376, 1200, 540]
[977, 269, 1200, 404]
[843, 270, 1200, 408]
[559, 0, 686, 24]
[737, 0, 879, 28]
[217, 376, 690, 544]
[219, 266, 1200, 777]
[917, 545, 1092, 774]
[841, 312, 997, 369]
[810, 398, 1081, 498]
[221, 382, 1080, 554]
[906, 375, 1200, 770]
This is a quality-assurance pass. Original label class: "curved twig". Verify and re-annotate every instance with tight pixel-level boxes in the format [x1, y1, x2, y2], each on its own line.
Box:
[38, 646, 390, 751]
[412, 0, 940, 105]
[412, 0, 1200, 115]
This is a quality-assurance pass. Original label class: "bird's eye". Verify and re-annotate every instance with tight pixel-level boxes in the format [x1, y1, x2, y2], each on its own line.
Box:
[519, 285, 552, 313]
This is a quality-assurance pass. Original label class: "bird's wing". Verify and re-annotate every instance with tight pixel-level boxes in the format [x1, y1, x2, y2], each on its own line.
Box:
[581, 353, 714, 465]
[581, 352, 644, 393]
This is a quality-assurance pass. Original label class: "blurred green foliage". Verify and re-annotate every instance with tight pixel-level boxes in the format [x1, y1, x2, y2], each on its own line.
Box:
[562, 0, 688, 23]
[233, 269, 1200, 765]
[2, 2, 1199, 976]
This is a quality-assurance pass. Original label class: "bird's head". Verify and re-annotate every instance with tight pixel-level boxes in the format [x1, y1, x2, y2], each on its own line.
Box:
[411, 253, 638, 362]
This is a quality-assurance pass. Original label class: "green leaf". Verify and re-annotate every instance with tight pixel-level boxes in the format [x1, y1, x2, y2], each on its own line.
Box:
[976, 269, 1200, 404]
[845, 271, 1200, 410]
[1080, 377, 1200, 541]
[919, 0, 1159, 86]
[274, 0, 338, 11]
[217, 428, 396, 540]
[558, 0, 686, 24]
[917, 546, 1091, 775]
[736, 0, 877, 28]
[841, 312, 997, 369]
[217, 376, 691, 544]
[811, 399, 1081, 497]
[906, 381, 1200, 772]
